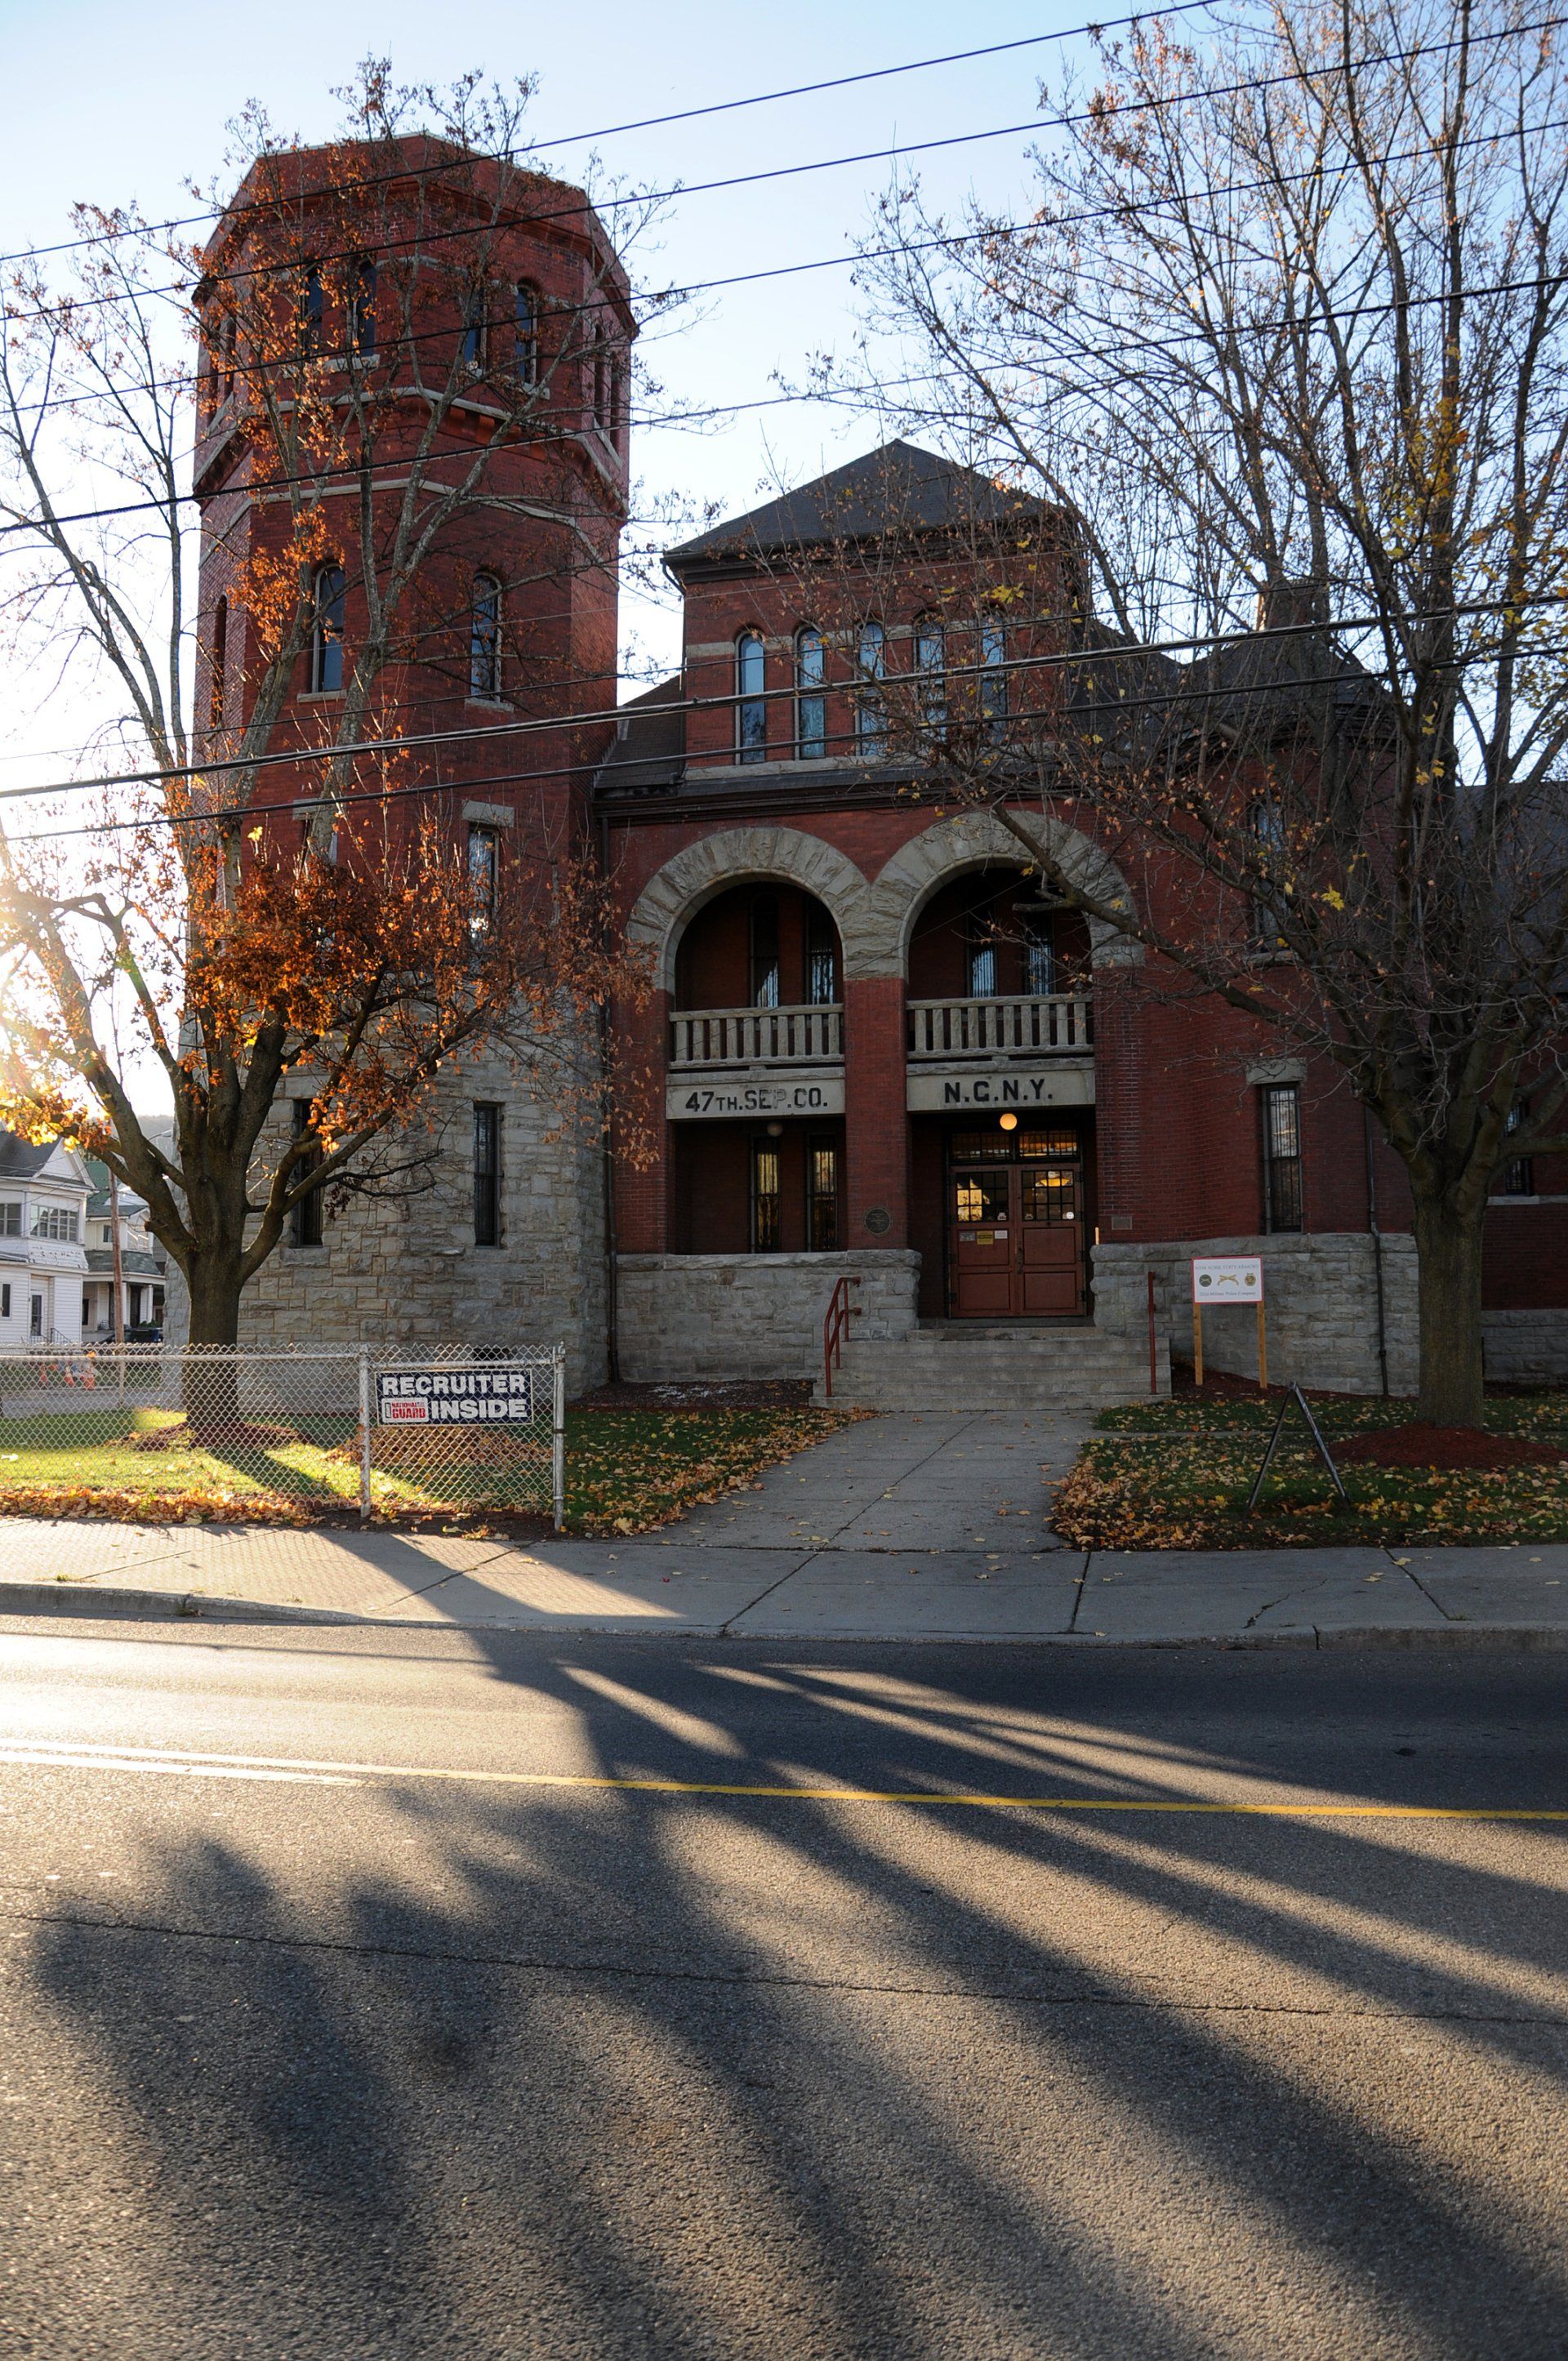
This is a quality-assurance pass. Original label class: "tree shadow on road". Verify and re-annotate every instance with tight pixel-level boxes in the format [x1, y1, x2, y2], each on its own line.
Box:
[11, 1643, 1568, 2358]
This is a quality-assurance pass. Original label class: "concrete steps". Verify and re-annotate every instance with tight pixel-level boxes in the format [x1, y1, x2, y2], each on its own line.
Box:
[817, 1323, 1168, 1411]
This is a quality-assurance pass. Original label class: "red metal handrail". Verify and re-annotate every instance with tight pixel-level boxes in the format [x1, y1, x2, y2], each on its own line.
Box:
[823, 1273, 861, 1399]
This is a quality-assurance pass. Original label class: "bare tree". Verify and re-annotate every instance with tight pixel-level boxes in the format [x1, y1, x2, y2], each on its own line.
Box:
[0, 66, 659, 1379]
[835, 0, 1568, 1425]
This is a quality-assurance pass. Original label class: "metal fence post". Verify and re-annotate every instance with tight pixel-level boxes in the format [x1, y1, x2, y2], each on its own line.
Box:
[359, 1347, 372, 1522]
[552, 1345, 565, 1532]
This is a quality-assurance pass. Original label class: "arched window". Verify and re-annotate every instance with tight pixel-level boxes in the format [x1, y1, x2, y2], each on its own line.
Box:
[209, 595, 228, 729]
[736, 632, 767, 762]
[461, 283, 487, 371]
[980, 616, 1008, 737]
[350, 260, 376, 357]
[309, 564, 345, 694]
[795, 627, 826, 760]
[300, 265, 324, 359]
[737, 632, 769, 760]
[470, 573, 503, 701]
[914, 613, 946, 734]
[854, 621, 886, 755]
[515, 283, 539, 385]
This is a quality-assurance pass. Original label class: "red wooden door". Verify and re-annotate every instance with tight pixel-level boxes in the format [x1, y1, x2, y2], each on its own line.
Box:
[949, 1145, 1087, 1317]
[950, 1165, 1014, 1317]
[1019, 1163, 1086, 1315]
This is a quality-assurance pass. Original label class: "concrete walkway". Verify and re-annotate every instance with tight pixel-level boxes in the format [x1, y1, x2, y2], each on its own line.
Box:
[1, 1409, 1566, 1644]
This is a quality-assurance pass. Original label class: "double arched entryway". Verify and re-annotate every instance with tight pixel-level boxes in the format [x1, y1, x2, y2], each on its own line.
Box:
[621, 813, 1137, 1316]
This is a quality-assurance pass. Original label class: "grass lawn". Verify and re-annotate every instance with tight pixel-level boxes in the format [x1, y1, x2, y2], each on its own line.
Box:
[1058, 1391, 1568, 1548]
[0, 1402, 858, 1536]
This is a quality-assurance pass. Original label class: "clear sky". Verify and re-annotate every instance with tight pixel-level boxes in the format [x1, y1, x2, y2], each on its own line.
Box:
[0, 0, 1094, 705]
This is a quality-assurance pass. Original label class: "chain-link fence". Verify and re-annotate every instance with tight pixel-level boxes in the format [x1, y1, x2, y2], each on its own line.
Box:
[0, 1343, 565, 1528]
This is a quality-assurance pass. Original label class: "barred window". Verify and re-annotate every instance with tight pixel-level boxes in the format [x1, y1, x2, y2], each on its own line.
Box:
[1261, 1084, 1303, 1232]
[474, 1104, 501, 1247]
[751, 1139, 782, 1253]
[807, 1136, 839, 1251]
[289, 1103, 323, 1249]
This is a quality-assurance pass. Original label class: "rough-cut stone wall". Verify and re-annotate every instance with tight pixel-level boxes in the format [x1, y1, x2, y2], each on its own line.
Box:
[1094, 1233, 1419, 1394]
[616, 1249, 920, 1380]
[1096, 1232, 1568, 1392]
[1481, 1309, 1568, 1385]
[163, 1060, 609, 1395]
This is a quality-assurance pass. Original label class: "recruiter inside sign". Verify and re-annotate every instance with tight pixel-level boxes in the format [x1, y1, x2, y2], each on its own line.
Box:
[376, 1367, 537, 1425]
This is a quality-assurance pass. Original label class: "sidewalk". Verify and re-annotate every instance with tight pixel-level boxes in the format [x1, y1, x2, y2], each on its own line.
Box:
[1, 1410, 1565, 1645]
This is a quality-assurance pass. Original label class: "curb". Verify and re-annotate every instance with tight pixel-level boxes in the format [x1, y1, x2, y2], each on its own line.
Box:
[1, 1579, 1566, 1649]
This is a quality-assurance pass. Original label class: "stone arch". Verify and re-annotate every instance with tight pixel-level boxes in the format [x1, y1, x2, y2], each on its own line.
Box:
[626, 826, 887, 991]
[866, 808, 1143, 972]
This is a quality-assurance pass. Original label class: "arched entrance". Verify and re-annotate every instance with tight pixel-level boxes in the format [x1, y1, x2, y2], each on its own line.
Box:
[669, 880, 847, 1254]
[902, 858, 1097, 1319]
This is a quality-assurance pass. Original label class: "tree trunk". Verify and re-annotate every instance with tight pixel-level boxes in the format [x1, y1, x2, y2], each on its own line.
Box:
[1410, 1190, 1488, 1428]
[182, 1258, 244, 1432]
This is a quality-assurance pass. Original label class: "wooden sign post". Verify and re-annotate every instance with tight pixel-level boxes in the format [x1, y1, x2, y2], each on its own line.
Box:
[1191, 1256, 1267, 1389]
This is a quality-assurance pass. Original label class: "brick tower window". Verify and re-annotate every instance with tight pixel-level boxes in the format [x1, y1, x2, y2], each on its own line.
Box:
[515, 283, 539, 385]
[309, 565, 345, 693]
[854, 621, 886, 755]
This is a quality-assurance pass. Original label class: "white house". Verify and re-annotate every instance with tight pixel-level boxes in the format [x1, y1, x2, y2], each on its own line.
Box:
[0, 1133, 92, 1346]
[82, 1161, 167, 1338]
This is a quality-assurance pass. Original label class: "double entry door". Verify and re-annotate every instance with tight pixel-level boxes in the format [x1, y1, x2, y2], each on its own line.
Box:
[948, 1126, 1087, 1319]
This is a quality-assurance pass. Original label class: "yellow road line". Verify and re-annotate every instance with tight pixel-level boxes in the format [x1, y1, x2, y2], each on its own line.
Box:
[0, 1740, 1561, 1815]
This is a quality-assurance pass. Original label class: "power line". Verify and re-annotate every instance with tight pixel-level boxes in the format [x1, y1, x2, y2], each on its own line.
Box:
[6, 588, 1566, 812]
[16, 626, 1564, 848]
[9, 15, 1561, 336]
[7, 235, 1565, 546]
[0, 11, 1219, 272]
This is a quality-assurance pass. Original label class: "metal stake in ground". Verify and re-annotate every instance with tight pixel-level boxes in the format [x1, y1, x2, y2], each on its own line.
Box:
[1245, 1383, 1349, 1514]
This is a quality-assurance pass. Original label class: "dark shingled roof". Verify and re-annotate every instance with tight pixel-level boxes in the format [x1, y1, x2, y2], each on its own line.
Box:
[666, 439, 1043, 571]
[0, 1131, 64, 1183]
[597, 676, 688, 794]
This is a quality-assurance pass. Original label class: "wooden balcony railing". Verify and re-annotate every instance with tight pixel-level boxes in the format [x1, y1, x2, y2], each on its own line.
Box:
[669, 1003, 844, 1070]
[905, 992, 1093, 1059]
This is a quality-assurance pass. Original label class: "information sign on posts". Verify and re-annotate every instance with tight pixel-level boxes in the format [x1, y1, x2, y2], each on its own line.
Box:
[1191, 1255, 1264, 1303]
[1189, 1257, 1267, 1388]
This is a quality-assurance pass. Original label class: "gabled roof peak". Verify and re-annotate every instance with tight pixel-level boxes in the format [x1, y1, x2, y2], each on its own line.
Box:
[666, 439, 1046, 572]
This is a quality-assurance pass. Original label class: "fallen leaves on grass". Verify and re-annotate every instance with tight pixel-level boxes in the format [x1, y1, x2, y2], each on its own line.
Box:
[1055, 1412, 1568, 1550]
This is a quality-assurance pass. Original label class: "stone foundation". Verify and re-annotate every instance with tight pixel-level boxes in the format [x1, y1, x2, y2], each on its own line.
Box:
[164, 1061, 610, 1397]
[615, 1250, 921, 1381]
[1095, 1233, 1568, 1393]
[1094, 1233, 1419, 1394]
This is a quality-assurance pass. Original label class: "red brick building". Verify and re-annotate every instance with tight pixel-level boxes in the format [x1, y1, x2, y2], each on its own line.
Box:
[596, 443, 1567, 1403]
[186, 140, 1564, 1401]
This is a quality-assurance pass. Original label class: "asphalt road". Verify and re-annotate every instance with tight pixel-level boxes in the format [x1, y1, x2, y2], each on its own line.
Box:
[1, 1618, 1566, 2360]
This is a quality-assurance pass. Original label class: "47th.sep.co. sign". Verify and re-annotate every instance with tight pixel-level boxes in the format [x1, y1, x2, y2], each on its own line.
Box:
[376, 1365, 537, 1425]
